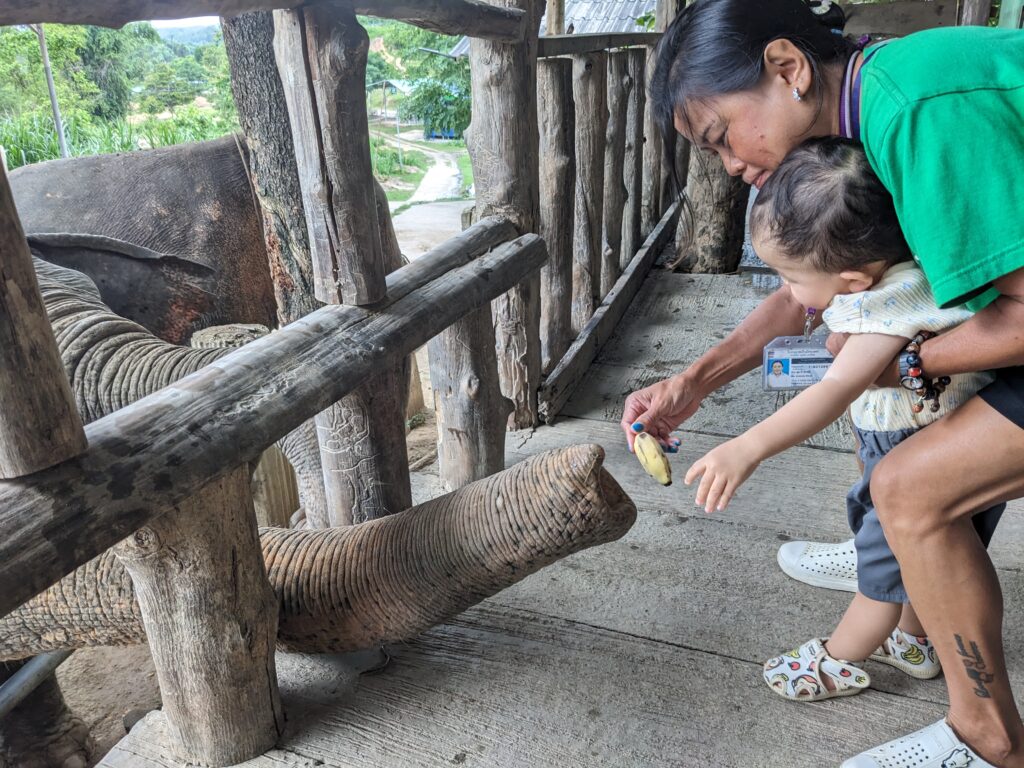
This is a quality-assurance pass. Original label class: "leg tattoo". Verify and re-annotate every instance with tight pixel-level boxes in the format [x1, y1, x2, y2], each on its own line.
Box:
[955, 634, 994, 699]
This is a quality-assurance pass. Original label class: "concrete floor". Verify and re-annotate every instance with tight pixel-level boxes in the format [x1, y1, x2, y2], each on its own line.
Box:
[101, 269, 1024, 767]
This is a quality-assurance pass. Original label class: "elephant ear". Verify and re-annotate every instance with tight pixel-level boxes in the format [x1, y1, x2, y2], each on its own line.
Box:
[28, 233, 218, 345]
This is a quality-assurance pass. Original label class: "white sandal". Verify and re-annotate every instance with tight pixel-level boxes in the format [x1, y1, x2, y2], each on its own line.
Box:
[841, 719, 996, 767]
[870, 628, 942, 680]
[777, 538, 858, 592]
[763, 638, 870, 701]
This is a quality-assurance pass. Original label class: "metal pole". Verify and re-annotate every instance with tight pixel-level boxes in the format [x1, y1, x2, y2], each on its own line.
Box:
[0, 651, 73, 720]
[34, 25, 69, 159]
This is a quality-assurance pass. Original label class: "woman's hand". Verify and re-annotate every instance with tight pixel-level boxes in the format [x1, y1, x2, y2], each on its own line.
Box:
[620, 373, 704, 451]
[684, 437, 762, 513]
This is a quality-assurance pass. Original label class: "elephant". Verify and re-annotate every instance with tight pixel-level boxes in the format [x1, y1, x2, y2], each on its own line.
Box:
[10, 135, 278, 346]
[0, 442, 636, 662]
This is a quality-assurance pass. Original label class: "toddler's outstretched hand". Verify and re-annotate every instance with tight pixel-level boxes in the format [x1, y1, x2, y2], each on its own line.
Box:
[684, 438, 761, 513]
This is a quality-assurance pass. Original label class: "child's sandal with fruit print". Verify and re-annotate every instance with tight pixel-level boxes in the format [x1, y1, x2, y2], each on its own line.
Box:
[763, 638, 871, 701]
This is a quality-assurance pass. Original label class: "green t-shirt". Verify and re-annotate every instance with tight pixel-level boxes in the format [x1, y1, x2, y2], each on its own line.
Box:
[860, 27, 1024, 310]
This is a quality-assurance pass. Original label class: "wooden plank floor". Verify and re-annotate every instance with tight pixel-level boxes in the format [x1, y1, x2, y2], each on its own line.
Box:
[102, 270, 1024, 767]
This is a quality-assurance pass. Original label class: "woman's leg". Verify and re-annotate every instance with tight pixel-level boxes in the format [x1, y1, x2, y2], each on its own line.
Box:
[871, 395, 1024, 765]
[826, 592, 901, 662]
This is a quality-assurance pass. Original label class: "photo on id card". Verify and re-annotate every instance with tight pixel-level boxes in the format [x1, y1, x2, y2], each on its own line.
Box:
[762, 335, 834, 391]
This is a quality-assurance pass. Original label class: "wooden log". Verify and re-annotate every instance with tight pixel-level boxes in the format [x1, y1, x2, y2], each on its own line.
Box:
[571, 51, 608, 336]
[466, 0, 544, 430]
[620, 47, 646, 268]
[539, 201, 680, 423]
[0, 0, 526, 41]
[115, 467, 283, 765]
[640, 46, 662, 239]
[276, 5, 385, 307]
[0, 166, 87, 479]
[537, 58, 576, 374]
[958, 0, 991, 25]
[546, 0, 565, 35]
[601, 51, 630, 298]
[425, 216, 519, 490]
[673, 153, 749, 273]
[0, 231, 545, 619]
[537, 32, 661, 57]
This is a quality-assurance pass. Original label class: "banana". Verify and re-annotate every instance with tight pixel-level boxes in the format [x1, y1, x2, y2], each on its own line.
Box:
[634, 431, 672, 486]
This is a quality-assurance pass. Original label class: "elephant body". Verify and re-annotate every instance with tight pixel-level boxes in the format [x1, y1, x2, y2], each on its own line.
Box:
[11, 135, 277, 345]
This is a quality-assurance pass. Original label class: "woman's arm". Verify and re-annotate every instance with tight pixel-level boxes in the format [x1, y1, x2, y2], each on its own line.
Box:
[620, 284, 811, 449]
[919, 266, 1024, 376]
[684, 332, 908, 513]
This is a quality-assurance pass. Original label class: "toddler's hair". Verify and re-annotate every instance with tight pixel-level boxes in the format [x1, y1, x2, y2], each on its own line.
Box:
[749, 138, 911, 273]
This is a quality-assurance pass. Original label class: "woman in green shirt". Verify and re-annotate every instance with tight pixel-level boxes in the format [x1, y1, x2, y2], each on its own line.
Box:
[622, 1, 1024, 765]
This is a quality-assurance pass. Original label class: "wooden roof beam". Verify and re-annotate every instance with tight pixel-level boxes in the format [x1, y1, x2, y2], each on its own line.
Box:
[0, 0, 526, 42]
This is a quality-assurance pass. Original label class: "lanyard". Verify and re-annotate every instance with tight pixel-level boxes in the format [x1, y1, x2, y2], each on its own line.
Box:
[838, 41, 892, 141]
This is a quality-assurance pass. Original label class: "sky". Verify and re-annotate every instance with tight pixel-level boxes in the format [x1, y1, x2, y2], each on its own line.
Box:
[150, 16, 220, 28]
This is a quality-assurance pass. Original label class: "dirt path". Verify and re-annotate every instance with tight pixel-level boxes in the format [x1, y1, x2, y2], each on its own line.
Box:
[372, 130, 464, 211]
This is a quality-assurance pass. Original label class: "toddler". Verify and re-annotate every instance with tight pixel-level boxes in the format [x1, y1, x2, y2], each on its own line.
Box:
[685, 138, 1004, 701]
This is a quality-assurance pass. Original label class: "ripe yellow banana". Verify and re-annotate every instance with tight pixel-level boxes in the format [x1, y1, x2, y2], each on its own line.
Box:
[634, 431, 672, 486]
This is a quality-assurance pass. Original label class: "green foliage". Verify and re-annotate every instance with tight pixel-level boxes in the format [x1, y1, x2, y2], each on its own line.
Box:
[366, 51, 397, 86]
[635, 11, 657, 31]
[401, 74, 470, 139]
[370, 134, 429, 178]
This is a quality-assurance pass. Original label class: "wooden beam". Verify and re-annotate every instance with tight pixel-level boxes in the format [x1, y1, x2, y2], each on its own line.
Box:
[116, 467, 283, 764]
[354, 0, 527, 41]
[0, 166, 87, 479]
[0, 0, 526, 41]
[601, 51, 630, 298]
[571, 51, 608, 335]
[467, 0, 544, 430]
[538, 32, 661, 58]
[843, 0, 956, 36]
[620, 48, 646, 267]
[537, 58, 576, 374]
[539, 201, 680, 424]
[0, 234, 546, 620]
[546, 0, 565, 35]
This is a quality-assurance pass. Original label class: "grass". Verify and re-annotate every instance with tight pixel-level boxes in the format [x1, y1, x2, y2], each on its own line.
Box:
[455, 150, 473, 196]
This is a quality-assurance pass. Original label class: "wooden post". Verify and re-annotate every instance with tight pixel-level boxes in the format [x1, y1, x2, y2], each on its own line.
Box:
[601, 51, 630, 297]
[115, 467, 284, 764]
[275, 6, 410, 524]
[537, 58, 575, 374]
[466, 0, 544, 429]
[427, 219, 518, 491]
[960, 0, 992, 25]
[674, 152, 749, 273]
[621, 47, 646, 267]
[0, 166, 87, 479]
[546, 0, 564, 34]
[570, 50, 607, 335]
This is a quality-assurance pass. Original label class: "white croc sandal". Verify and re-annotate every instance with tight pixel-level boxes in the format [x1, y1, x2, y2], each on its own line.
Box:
[870, 628, 942, 680]
[763, 638, 870, 701]
[777, 538, 858, 592]
[841, 719, 996, 767]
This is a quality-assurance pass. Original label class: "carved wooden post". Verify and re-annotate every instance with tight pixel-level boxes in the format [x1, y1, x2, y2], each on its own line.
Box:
[640, 45, 662, 239]
[0, 165, 86, 479]
[621, 47, 646, 267]
[274, 5, 410, 524]
[601, 51, 630, 297]
[115, 467, 284, 764]
[537, 57, 575, 374]
[466, 0, 544, 429]
[427, 220, 519, 490]
[571, 50, 607, 335]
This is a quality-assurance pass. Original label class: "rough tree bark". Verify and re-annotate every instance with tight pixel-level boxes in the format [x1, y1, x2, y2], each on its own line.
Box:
[274, 6, 410, 524]
[115, 467, 284, 765]
[571, 51, 607, 335]
[601, 51, 630, 297]
[466, 0, 544, 430]
[621, 47, 646, 267]
[674, 153, 749, 273]
[536, 57, 575, 374]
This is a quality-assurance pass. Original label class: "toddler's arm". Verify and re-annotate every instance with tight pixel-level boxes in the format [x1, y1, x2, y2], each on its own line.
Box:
[684, 332, 908, 513]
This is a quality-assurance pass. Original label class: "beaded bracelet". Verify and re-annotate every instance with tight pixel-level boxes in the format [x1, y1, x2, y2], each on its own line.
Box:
[898, 331, 952, 413]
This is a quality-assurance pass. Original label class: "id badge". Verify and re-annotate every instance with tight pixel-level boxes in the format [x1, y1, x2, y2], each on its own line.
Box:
[762, 335, 834, 391]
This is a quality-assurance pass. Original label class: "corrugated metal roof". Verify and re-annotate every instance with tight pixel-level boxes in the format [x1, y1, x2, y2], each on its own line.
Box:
[449, 0, 656, 57]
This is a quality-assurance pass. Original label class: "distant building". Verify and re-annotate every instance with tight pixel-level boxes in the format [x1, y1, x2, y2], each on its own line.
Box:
[448, 0, 656, 57]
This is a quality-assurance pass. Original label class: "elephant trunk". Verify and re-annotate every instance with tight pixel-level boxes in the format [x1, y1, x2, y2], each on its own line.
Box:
[0, 445, 635, 661]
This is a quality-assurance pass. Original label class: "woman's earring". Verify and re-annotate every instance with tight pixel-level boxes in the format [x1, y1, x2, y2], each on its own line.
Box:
[792, 87, 802, 102]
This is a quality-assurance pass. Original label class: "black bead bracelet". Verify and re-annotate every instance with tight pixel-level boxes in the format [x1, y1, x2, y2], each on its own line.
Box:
[898, 331, 951, 413]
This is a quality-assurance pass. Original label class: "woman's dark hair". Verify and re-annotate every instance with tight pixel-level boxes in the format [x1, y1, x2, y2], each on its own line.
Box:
[651, 0, 856, 193]
[749, 138, 912, 272]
